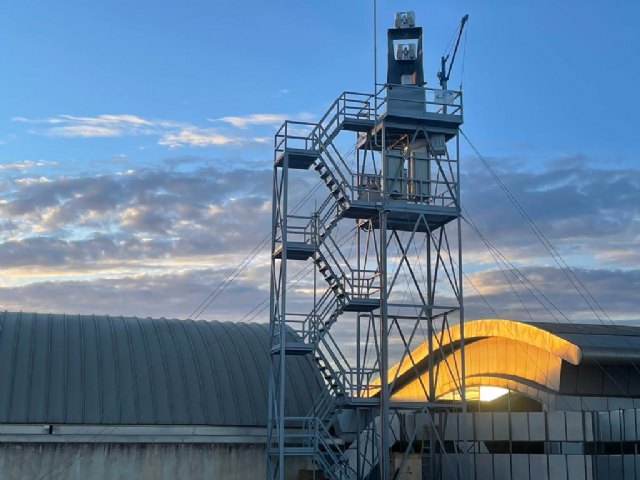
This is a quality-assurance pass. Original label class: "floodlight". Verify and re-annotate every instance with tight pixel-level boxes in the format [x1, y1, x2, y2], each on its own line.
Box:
[396, 43, 416, 61]
[394, 11, 416, 29]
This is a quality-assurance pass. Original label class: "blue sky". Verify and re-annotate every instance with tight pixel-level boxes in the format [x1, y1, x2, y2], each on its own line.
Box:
[0, 0, 638, 322]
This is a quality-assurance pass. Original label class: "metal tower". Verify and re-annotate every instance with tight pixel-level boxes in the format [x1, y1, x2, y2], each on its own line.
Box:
[268, 11, 468, 480]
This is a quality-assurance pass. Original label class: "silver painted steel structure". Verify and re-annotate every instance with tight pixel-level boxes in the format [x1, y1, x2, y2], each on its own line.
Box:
[268, 12, 468, 480]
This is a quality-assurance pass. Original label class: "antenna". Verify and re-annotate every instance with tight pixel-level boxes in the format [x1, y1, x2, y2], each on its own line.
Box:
[438, 14, 469, 90]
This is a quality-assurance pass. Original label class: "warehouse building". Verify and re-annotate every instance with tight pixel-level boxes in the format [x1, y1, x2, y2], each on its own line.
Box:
[0, 311, 323, 479]
[388, 318, 640, 479]
[2, 311, 640, 479]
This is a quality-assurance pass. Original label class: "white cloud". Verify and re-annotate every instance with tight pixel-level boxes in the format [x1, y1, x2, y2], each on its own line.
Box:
[0, 160, 49, 170]
[215, 113, 288, 129]
[158, 127, 242, 148]
[13, 113, 270, 149]
[214, 112, 315, 129]
[46, 125, 124, 138]
[14, 113, 162, 138]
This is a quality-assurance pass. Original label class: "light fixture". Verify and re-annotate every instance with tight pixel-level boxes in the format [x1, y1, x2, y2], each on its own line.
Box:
[396, 43, 416, 61]
[394, 11, 416, 29]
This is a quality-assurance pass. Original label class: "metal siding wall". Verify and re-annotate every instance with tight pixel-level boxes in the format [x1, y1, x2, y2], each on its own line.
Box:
[139, 317, 174, 423]
[566, 454, 587, 480]
[0, 443, 312, 480]
[29, 313, 50, 422]
[624, 409, 637, 441]
[47, 314, 68, 423]
[511, 454, 529, 480]
[493, 454, 510, 480]
[175, 320, 211, 425]
[156, 318, 190, 424]
[566, 411, 583, 441]
[548, 455, 568, 480]
[528, 412, 545, 441]
[82, 315, 102, 423]
[198, 321, 239, 424]
[493, 412, 509, 441]
[97, 315, 121, 424]
[187, 321, 225, 425]
[10, 313, 35, 423]
[529, 455, 548, 480]
[474, 412, 492, 440]
[65, 314, 84, 423]
[547, 411, 566, 441]
[111, 316, 138, 424]
[475, 454, 493, 479]
[127, 317, 158, 424]
[511, 413, 529, 441]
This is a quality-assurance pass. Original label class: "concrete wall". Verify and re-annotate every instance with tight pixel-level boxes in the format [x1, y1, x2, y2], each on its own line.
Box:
[0, 443, 312, 480]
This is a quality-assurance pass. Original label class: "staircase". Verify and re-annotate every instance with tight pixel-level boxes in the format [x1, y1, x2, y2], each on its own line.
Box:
[272, 91, 381, 480]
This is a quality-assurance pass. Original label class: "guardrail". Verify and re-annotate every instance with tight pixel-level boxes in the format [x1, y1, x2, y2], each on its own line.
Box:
[375, 83, 463, 118]
[354, 172, 457, 208]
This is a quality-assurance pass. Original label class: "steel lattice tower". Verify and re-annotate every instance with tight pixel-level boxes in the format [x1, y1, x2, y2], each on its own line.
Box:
[268, 11, 469, 480]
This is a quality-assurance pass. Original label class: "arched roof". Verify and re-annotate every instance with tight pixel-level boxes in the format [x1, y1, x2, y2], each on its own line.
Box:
[381, 319, 640, 404]
[0, 311, 325, 426]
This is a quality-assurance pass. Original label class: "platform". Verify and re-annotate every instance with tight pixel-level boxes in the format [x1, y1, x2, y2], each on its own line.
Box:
[274, 148, 320, 170]
[339, 200, 458, 232]
[273, 242, 315, 261]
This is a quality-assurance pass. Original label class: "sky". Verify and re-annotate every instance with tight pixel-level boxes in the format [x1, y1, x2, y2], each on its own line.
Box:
[0, 0, 638, 324]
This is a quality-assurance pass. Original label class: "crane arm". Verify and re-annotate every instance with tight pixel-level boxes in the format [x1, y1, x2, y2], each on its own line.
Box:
[438, 14, 469, 89]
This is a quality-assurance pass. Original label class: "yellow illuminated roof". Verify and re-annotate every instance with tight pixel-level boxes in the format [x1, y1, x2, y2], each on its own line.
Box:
[369, 318, 584, 403]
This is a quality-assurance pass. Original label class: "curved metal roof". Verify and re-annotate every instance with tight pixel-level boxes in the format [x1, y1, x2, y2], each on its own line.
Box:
[526, 321, 640, 363]
[0, 311, 325, 426]
[380, 319, 640, 405]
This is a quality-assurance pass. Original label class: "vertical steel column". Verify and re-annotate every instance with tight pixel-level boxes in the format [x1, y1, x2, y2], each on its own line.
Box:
[278, 149, 290, 480]
[456, 132, 469, 479]
[379, 204, 389, 480]
[266, 139, 279, 480]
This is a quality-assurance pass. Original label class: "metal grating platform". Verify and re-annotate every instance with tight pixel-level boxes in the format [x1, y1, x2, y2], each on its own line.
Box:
[274, 148, 320, 170]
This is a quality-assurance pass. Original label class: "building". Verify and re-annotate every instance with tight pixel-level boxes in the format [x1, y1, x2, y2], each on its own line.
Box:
[382, 318, 640, 479]
[2, 311, 640, 479]
[0, 311, 324, 479]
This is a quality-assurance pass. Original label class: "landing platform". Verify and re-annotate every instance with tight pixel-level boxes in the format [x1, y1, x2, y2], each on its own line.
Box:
[273, 242, 315, 260]
[342, 298, 379, 312]
[342, 200, 458, 232]
[274, 148, 319, 170]
[270, 341, 314, 356]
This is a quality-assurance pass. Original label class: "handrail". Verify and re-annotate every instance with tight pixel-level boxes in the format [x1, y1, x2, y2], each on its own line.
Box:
[353, 171, 458, 208]
[313, 131, 352, 195]
[375, 84, 463, 119]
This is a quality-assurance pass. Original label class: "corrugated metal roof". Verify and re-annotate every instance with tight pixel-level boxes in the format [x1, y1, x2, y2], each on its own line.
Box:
[0, 311, 325, 426]
[530, 321, 640, 337]
[528, 321, 640, 362]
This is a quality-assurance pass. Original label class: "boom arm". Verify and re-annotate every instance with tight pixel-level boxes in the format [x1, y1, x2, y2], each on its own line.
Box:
[438, 14, 469, 89]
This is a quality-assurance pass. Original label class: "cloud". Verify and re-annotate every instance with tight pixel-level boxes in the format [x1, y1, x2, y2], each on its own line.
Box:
[0, 163, 287, 268]
[12, 114, 260, 148]
[464, 266, 640, 322]
[216, 113, 288, 129]
[0, 268, 271, 321]
[158, 127, 243, 148]
[460, 155, 640, 268]
[0, 148, 637, 328]
[14, 114, 161, 138]
[0, 160, 50, 170]
[214, 112, 315, 129]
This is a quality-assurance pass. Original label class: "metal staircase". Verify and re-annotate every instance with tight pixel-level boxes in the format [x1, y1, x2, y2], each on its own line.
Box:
[268, 24, 467, 476]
